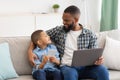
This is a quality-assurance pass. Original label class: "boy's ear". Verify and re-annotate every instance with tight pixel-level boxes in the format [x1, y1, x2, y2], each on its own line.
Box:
[37, 40, 41, 45]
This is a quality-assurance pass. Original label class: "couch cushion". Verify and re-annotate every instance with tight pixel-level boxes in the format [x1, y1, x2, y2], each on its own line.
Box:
[0, 36, 32, 75]
[109, 70, 120, 80]
[103, 36, 120, 70]
[96, 29, 120, 48]
[8, 75, 34, 80]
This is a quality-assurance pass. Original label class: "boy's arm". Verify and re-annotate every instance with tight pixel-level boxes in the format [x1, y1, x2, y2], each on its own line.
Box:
[34, 59, 45, 69]
[38, 62, 46, 69]
[49, 56, 60, 65]
[38, 55, 49, 69]
[54, 59, 60, 65]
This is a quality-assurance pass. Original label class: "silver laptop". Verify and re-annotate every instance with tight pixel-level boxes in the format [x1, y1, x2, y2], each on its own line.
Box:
[71, 48, 103, 67]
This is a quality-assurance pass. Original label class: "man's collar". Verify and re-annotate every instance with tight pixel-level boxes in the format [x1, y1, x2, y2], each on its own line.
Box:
[79, 24, 89, 35]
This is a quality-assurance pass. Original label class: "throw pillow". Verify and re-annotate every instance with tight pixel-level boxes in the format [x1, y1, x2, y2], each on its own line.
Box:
[0, 43, 18, 80]
[0, 76, 3, 80]
[103, 36, 120, 70]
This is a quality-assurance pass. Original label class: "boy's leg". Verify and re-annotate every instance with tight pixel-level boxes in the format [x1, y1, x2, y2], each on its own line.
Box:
[45, 69, 62, 80]
[46, 70, 53, 80]
[32, 69, 46, 80]
[52, 69, 62, 80]
[60, 66, 78, 80]
[78, 65, 109, 80]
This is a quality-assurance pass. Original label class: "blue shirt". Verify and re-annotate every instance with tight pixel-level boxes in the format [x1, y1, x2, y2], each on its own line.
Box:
[32, 44, 60, 73]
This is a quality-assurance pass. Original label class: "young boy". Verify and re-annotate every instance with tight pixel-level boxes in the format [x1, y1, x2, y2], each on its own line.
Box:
[31, 30, 61, 80]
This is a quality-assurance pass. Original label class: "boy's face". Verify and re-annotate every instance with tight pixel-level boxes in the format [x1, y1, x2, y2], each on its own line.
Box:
[38, 31, 51, 45]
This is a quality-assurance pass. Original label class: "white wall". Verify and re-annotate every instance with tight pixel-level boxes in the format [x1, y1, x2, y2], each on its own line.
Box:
[75, 0, 102, 32]
[36, 13, 62, 30]
[85, 0, 102, 32]
[0, 0, 73, 14]
[0, 15, 35, 37]
[0, 0, 101, 37]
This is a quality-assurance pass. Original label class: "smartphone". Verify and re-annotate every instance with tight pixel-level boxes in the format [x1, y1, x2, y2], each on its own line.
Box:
[47, 50, 56, 56]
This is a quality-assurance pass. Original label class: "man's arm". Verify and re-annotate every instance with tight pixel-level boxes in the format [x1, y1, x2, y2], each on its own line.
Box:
[90, 32, 104, 65]
[46, 26, 61, 43]
[89, 32, 98, 48]
[88, 31, 104, 65]
[28, 41, 37, 66]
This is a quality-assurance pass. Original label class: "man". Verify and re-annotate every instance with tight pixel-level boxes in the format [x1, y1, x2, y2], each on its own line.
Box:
[28, 5, 109, 80]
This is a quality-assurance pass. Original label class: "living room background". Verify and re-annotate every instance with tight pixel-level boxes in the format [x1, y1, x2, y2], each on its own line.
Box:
[0, 0, 119, 37]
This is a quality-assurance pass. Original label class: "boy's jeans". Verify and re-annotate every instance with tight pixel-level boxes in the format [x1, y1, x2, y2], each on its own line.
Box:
[33, 69, 61, 80]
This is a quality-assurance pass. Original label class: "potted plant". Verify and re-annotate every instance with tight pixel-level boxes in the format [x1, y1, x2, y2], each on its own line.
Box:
[52, 4, 60, 13]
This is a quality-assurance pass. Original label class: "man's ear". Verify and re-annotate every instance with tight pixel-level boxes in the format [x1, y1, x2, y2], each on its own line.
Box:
[74, 17, 79, 23]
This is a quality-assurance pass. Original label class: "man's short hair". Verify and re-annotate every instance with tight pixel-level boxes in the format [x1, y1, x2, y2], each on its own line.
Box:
[31, 30, 43, 45]
[64, 5, 81, 18]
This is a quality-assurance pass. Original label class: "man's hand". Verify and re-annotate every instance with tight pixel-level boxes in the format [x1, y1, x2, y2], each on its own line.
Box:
[95, 56, 104, 65]
[28, 52, 37, 66]
[28, 42, 37, 66]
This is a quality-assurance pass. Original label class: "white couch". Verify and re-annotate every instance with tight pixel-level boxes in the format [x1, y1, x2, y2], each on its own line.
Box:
[0, 29, 120, 80]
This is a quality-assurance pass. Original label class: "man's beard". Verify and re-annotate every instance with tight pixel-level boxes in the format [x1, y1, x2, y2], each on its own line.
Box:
[63, 22, 74, 33]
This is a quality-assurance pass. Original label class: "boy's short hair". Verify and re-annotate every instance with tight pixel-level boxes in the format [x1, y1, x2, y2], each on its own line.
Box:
[31, 30, 43, 45]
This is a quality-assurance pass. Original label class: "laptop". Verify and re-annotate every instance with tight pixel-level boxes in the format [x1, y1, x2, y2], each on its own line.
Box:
[71, 48, 103, 67]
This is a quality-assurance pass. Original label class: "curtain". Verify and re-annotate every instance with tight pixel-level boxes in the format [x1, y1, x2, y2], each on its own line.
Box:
[100, 0, 118, 31]
[118, 0, 120, 30]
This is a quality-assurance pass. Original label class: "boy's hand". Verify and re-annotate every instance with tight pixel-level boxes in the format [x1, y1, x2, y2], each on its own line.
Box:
[38, 55, 49, 69]
[49, 56, 56, 63]
[42, 55, 49, 64]
[49, 56, 60, 65]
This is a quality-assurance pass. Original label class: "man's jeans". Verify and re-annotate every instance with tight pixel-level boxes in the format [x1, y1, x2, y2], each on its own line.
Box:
[60, 65, 109, 80]
[33, 69, 62, 80]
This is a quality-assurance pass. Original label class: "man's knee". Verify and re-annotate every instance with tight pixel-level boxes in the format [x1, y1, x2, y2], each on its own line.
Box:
[93, 65, 109, 79]
[60, 66, 78, 79]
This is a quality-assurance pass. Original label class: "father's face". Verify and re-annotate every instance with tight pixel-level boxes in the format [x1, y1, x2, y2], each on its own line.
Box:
[62, 13, 75, 33]
[63, 22, 74, 33]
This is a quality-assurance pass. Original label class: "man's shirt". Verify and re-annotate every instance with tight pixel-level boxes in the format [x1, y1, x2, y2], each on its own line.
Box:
[47, 24, 98, 55]
[61, 30, 82, 66]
